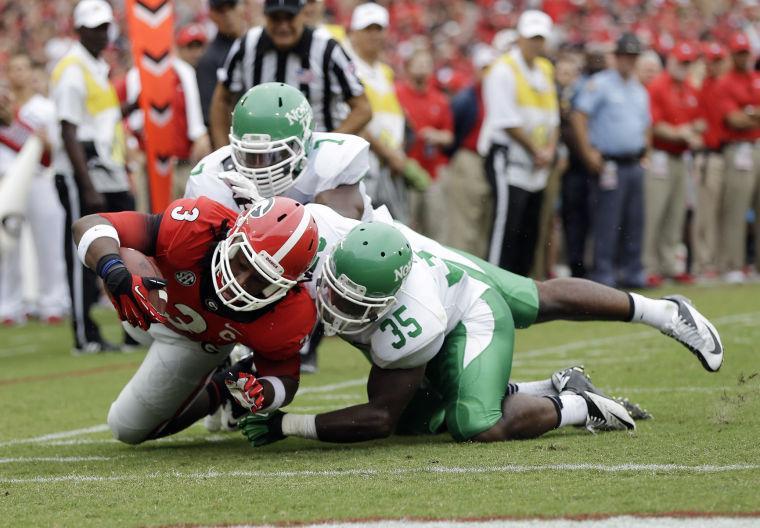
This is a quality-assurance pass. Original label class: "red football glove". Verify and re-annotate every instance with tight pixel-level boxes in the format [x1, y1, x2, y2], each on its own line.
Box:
[102, 261, 168, 331]
[224, 372, 265, 413]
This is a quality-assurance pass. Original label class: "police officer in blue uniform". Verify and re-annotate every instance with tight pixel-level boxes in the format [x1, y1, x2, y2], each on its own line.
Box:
[571, 33, 650, 288]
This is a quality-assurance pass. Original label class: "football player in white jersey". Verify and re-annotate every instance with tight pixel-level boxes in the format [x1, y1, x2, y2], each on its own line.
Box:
[232, 211, 722, 445]
[185, 82, 372, 221]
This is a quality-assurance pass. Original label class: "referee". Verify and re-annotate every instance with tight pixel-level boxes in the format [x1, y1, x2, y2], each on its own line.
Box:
[209, 0, 371, 147]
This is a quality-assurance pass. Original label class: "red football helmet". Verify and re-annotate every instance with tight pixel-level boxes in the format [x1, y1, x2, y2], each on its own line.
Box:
[211, 197, 318, 311]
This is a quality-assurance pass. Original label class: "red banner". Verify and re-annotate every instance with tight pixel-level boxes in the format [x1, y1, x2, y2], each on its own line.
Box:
[125, 0, 175, 213]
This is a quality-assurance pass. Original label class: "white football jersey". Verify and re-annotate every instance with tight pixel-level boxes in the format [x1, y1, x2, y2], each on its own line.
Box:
[305, 203, 489, 370]
[184, 132, 374, 219]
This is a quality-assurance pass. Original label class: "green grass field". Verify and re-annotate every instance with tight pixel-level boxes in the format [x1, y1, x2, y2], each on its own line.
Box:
[1, 283, 759, 527]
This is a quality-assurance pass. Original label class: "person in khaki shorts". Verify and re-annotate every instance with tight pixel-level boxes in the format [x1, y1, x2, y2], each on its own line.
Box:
[717, 32, 760, 283]
[440, 45, 496, 259]
[692, 42, 728, 278]
[643, 41, 703, 287]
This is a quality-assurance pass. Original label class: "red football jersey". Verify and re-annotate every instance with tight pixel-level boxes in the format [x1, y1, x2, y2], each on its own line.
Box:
[102, 196, 316, 378]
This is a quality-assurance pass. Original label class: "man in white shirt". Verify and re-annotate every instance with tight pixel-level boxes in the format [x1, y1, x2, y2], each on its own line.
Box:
[51, 0, 135, 354]
[478, 10, 559, 275]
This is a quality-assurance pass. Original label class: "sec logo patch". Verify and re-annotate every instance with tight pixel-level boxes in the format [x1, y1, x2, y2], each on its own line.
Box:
[175, 270, 196, 286]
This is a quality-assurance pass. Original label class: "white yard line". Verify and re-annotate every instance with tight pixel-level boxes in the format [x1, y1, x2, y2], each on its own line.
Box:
[39, 434, 239, 447]
[0, 424, 110, 448]
[297, 378, 366, 394]
[196, 517, 760, 528]
[286, 405, 361, 413]
[611, 386, 758, 394]
[2, 463, 759, 484]
[518, 310, 760, 359]
[0, 456, 111, 464]
[0, 346, 41, 358]
[0, 379, 366, 447]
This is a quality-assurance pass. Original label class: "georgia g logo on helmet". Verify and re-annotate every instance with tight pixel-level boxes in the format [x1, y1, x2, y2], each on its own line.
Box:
[248, 198, 275, 218]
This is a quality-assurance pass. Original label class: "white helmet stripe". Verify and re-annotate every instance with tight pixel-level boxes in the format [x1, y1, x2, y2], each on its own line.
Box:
[272, 206, 313, 262]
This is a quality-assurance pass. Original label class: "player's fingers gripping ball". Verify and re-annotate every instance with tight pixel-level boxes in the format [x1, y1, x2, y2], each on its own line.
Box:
[98, 248, 168, 331]
[239, 411, 286, 447]
[224, 372, 265, 412]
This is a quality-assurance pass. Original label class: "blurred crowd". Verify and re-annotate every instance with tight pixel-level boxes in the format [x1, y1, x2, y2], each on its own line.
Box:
[2, 0, 760, 343]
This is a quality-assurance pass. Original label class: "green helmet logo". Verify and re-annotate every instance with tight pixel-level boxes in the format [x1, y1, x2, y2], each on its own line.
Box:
[229, 83, 315, 198]
[317, 222, 413, 336]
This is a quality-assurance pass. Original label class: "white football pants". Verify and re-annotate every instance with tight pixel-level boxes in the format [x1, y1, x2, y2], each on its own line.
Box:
[107, 324, 232, 444]
[0, 171, 69, 321]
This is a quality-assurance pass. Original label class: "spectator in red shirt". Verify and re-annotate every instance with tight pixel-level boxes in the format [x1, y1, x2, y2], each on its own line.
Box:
[643, 41, 703, 286]
[395, 48, 454, 240]
[692, 42, 728, 278]
[717, 32, 760, 283]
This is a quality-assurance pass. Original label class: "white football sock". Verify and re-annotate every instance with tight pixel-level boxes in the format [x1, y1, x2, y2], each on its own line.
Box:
[513, 379, 557, 396]
[628, 293, 677, 331]
[558, 394, 588, 427]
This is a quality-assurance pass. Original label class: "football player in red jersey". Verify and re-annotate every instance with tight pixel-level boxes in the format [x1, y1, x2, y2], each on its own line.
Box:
[72, 196, 318, 444]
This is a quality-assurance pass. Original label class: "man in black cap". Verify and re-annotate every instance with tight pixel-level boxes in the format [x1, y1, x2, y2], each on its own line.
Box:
[570, 33, 651, 288]
[196, 0, 247, 127]
[210, 0, 370, 147]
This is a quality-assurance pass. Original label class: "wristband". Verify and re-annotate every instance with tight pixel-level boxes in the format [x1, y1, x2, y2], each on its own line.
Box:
[77, 225, 120, 266]
[95, 254, 126, 280]
[281, 413, 318, 440]
[258, 376, 286, 413]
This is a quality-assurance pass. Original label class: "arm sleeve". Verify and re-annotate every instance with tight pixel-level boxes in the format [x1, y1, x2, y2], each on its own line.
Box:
[328, 42, 365, 101]
[253, 354, 300, 381]
[176, 61, 208, 141]
[648, 83, 664, 124]
[719, 81, 741, 117]
[642, 89, 652, 127]
[482, 62, 522, 129]
[574, 76, 602, 116]
[52, 65, 86, 126]
[217, 33, 247, 92]
[99, 211, 163, 255]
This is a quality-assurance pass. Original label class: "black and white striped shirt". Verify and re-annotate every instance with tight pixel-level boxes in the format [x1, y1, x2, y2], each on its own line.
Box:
[218, 26, 364, 132]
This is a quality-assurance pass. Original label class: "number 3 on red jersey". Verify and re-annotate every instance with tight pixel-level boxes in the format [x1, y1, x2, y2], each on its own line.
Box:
[171, 206, 200, 222]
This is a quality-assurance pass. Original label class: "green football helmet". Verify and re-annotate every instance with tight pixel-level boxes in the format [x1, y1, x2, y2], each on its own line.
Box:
[317, 222, 413, 336]
[229, 82, 315, 197]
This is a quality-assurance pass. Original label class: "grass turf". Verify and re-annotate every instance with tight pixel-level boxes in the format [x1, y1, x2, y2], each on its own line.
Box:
[0, 283, 759, 526]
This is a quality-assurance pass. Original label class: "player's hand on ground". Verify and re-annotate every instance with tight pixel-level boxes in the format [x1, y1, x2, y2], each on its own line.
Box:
[239, 411, 286, 447]
[103, 264, 168, 330]
[224, 371, 265, 413]
[219, 170, 263, 203]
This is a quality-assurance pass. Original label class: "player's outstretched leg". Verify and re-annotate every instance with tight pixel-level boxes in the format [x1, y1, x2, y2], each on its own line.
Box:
[470, 387, 635, 442]
[534, 278, 723, 372]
